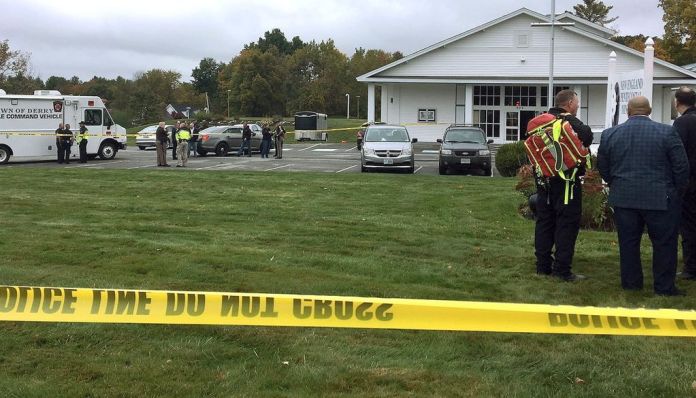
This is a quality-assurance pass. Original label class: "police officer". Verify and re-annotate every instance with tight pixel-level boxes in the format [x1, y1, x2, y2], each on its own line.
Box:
[171, 121, 180, 160]
[274, 123, 286, 159]
[62, 123, 73, 163]
[77, 121, 89, 163]
[55, 123, 66, 163]
[175, 123, 191, 167]
[673, 87, 696, 280]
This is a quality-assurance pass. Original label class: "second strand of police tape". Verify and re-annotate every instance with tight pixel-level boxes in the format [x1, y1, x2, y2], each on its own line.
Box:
[1, 286, 696, 337]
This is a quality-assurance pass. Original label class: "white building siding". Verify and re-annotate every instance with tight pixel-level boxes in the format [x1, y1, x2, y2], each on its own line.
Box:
[386, 84, 456, 141]
[378, 14, 682, 79]
[587, 85, 607, 128]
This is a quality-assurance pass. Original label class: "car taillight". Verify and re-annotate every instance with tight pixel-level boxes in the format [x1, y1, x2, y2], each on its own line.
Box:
[202, 134, 209, 142]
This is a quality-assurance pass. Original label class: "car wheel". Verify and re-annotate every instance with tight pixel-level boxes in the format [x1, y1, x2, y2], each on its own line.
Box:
[408, 165, 415, 174]
[215, 143, 229, 157]
[138, 146, 146, 150]
[197, 149, 207, 157]
[484, 167, 493, 177]
[0, 145, 11, 164]
[439, 162, 447, 175]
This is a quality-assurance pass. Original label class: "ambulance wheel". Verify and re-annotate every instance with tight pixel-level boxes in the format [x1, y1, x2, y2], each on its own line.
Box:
[438, 162, 447, 175]
[484, 167, 493, 177]
[99, 142, 117, 160]
[0, 145, 10, 164]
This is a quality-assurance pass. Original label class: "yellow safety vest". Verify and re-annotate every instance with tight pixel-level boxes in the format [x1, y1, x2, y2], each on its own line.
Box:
[176, 129, 191, 141]
[77, 129, 89, 143]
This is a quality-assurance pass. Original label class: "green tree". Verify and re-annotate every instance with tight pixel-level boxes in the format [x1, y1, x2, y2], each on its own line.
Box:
[572, 0, 618, 26]
[0, 39, 30, 81]
[659, 0, 696, 65]
[224, 47, 288, 116]
[191, 57, 221, 97]
[611, 34, 672, 62]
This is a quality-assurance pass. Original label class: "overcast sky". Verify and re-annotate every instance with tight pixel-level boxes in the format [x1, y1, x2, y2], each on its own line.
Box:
[2, 0, 666, 82]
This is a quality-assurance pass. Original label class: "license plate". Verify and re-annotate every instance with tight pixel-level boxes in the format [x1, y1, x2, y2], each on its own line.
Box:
[460, 158, 471, 164]
[384, 159, 394, 165]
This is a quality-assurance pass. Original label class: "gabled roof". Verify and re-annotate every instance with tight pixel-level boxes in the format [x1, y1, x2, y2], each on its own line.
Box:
[555, 12, 617, 37]
[358, 7, 696, 82]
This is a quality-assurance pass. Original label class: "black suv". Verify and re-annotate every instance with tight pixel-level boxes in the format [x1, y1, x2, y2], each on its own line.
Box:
[437, 125, 493, 176]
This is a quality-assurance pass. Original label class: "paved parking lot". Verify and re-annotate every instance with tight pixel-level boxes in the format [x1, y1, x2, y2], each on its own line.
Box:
[2, 143, 498, 176]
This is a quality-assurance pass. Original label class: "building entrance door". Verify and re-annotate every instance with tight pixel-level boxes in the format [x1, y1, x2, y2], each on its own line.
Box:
[505, 111, 519, 142]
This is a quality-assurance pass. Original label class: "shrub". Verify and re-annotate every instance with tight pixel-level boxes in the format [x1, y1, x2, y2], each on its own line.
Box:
[514, 159, 614, 231]
[495, 142, 530, 177]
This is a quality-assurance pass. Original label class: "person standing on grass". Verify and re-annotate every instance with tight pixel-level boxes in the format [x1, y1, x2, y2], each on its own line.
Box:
[274, 123, 286, 159]
[260, 123, 272, 158]
[77, 121, 89, 163]
[598, 96, 689, 296]
[533, 89, 593, 282]
[155, 121, 170, 167]
[673, 88, 696, 281]
[175, 122, 191, 167]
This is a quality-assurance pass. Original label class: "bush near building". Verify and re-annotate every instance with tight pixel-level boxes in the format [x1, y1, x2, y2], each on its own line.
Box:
[495, 142, 529, 177]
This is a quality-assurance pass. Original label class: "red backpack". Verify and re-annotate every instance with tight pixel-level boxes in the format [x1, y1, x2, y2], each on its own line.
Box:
[523, 113, 590, 203]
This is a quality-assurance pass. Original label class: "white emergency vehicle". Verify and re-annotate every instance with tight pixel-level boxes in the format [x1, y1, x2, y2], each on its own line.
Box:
[0, 89, 127, 164]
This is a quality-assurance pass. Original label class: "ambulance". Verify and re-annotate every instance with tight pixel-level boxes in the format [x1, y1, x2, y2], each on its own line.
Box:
[0, 89, 127, 164]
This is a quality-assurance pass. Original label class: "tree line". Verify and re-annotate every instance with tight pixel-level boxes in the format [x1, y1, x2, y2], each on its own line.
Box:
[0, 1, 693, 126]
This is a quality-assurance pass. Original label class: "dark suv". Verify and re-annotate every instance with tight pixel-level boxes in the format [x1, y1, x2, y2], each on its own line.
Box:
[437, 125, 493, 176]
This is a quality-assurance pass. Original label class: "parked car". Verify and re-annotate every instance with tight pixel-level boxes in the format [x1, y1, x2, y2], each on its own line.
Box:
[136, 124, 174, 150]
[361, 124, 417, 173]
[437, 125, 493, 176]
[196, 124, 270, 156]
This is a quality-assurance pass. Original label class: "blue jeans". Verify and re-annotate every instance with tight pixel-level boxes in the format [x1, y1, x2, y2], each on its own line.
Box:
[237, 138, 251, 156]
[260, 140, 271, 158]
[189, 141, 198, 157]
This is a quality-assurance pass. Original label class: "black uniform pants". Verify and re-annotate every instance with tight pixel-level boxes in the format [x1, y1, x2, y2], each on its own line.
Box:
[57, 141, 65, 163]
[79, 140, 88, 163]
[534, 177, 582, 277]
[682, 186, 696, 275]
[171, 132, 178, 160]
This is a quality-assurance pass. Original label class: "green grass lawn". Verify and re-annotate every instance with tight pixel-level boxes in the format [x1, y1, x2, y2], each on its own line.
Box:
[1, 169, 695, 397]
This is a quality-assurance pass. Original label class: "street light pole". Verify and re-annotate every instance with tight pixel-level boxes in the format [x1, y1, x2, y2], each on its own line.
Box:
[356, 95, 360, 119]
[531, 2, 574, 106]
[345, 93, 350, 119]
[227, 89, 231, 119]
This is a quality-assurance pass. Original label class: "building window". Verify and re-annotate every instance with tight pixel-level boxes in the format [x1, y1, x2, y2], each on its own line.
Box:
[474, 109, 500, 138]
[418, 109, 436, 123]
[504, 86, 537, 107]
[474, 85, 500, 106]
[515, 32, 530, 48]
[541, 86, 571, 107]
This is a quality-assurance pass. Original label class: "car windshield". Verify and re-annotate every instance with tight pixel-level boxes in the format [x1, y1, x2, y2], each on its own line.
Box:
[365, 127, 409, 142]
[444, 129, 485, 144]
[140, 125, 158, 133]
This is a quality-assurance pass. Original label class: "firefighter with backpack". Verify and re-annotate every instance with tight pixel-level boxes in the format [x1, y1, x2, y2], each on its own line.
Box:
[524, 89, 593, 282]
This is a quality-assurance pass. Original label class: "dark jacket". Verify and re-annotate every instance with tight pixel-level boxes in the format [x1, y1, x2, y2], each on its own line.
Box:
[673, 106, 696, 182]
[598, 116, 689, 210]
[242, 126, 252, 140]
[261, 127, 272, 141]
[191, 125, 199, 142]
[156, 126, 168, 143]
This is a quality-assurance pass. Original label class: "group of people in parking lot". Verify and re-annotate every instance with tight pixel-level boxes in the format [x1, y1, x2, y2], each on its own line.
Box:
[154, 120, 204, 168]
[535, 88, 696, 297]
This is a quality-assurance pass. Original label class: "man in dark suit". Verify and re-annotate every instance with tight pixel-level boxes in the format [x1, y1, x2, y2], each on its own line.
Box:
[598, 96, 690, 296]
[673, 88, 696, 280]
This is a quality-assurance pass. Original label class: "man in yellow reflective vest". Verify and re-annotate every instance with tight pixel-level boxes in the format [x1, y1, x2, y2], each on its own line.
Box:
[175, 123, 191, 167]
[77, 121, 89, 163]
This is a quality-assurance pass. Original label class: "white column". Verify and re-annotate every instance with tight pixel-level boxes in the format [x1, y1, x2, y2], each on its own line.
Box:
[380, 85, 389, 123]
[367, 84, 375, 123]
[605, 51, 617, 128]
[464, 84, 474, 124]
[643, 38, 655, 106]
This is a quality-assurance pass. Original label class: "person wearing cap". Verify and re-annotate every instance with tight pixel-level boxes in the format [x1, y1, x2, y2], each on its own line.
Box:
[77, 121, 89, 163]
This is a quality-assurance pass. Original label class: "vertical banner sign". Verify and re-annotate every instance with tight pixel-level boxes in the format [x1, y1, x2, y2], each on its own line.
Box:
[608, 69, 644, 127]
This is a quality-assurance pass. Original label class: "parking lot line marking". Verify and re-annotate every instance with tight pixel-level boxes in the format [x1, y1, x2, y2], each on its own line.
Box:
[414, 166, 423, 174]
[336, 164, 358, 173]
[313, 149, 338, 152]
[298, 144, 321, 151]
[344, 146, 357, 152]
[265, 164, 292, 171]
[422, 150, 439, 154]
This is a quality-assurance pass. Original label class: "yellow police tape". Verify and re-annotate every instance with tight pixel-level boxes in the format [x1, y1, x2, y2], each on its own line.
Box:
[1, 286, 696, 337]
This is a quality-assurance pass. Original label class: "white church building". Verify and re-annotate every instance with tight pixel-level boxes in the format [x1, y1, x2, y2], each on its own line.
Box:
[357, 8, 696, 143]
